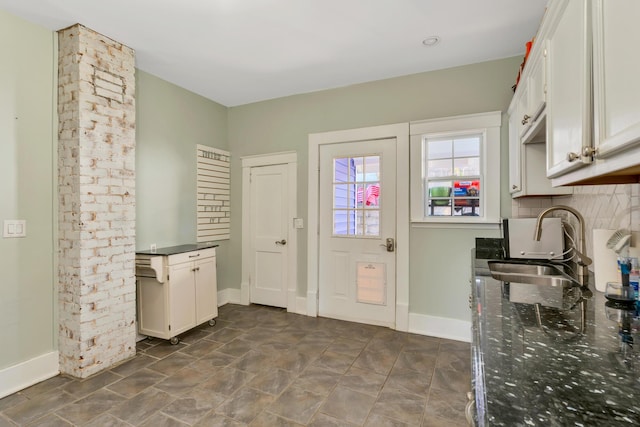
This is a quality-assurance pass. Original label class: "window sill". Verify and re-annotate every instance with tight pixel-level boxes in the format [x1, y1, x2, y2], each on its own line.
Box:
[410, 218, 501, 229]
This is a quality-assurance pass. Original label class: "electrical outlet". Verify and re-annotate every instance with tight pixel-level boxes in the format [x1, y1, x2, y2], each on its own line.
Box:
[150, 243, 157, 253]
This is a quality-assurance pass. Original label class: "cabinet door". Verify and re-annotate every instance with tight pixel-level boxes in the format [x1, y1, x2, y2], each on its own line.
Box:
[168, 261, 197, 336]
[592, 0, 640, 158]
[508, 101, 523, 195]
[545, 0, 591, 178]
[194, 255, 218, 325]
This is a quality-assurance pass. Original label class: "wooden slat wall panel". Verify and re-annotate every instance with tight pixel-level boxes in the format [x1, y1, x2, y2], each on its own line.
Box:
[197, 145, 231, 241]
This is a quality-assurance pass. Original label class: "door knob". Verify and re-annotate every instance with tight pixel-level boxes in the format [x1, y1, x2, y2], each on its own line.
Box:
[275, 239, 287, 245]
[380, 237, 395, 252]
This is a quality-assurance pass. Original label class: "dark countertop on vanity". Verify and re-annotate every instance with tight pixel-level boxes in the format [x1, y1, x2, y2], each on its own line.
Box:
[136, 243, 219, 256]
[472, 252, 640, 426]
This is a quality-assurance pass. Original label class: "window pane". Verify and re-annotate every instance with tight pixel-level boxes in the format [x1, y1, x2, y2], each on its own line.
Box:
[427, 139, 452, 160]
[334, 158, 351, 182]
[364, 183, 380, 207]
[427, 183, 452, 216]
[453, 180, 480, 197]
[356, 185, 365, 207]
[364, 156, 380, 181]
[333, 210, 352, 234]
[334, 184, 351, 208]
[427, 159, 452, 177]
[353, 157, 364, 182]
[364, 211, 380, 236]
[354, 210, 364, 235]
[453, 137, 480, 157]
[453, 157, 480, 176]
[454, 199, 480, 216]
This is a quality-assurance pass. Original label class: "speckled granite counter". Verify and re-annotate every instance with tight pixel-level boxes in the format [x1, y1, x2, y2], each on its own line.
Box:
[472, 252, 640, 426]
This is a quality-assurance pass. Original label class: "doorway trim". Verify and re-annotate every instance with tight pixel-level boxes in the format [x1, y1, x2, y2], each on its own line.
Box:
[308, 123, 409, 331]
[241, 151, 298, 312]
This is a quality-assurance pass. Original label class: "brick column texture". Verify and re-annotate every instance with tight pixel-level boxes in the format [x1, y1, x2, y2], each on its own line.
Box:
[58, 24, 136, 378]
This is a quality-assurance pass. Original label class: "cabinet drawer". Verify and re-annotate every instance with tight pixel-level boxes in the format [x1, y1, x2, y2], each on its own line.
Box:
[167, 248, 216, 265]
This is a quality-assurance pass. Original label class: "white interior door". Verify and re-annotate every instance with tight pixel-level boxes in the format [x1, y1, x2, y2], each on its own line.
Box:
[249, 164, 289, 307]
[318, 138, 396, 327]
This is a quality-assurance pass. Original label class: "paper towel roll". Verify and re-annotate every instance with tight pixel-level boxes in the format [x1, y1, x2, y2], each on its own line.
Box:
[593, 229, 619, 292]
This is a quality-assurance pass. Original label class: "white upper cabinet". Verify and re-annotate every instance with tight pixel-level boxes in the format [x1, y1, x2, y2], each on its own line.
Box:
[520, 51, 546, 144]
[508, 94, 523, 194]
[506, 2, 571, 198]
[592, 0, 640, 158]
[548, 0, 640, 185]
[545, 0, 591, 179]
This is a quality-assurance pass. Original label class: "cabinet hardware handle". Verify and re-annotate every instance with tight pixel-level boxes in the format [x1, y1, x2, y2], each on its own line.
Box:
[275, 239, 287, 245]
[191, 267, 200, 272]
[582, 146, 597, 158]
[521, 114, 530, 125]
[566, 152, 580, 162]
[512, 184, 519, 190]
[189, 254, 201, 258]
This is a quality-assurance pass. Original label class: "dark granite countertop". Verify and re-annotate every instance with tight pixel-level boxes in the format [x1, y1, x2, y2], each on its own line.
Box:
[472, 250, 640, 426]
[136, 243, 218, 256]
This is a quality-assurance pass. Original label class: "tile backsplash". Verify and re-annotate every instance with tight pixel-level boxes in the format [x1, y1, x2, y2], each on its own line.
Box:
[511, 183, 640, 260]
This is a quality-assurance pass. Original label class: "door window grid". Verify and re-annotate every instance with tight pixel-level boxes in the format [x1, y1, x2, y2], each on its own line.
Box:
[332, 156, 381, 237]
[424, 135, 482, 217]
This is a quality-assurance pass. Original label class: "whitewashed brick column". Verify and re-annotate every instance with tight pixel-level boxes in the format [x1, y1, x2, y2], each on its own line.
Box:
[58, 24, 136, 378]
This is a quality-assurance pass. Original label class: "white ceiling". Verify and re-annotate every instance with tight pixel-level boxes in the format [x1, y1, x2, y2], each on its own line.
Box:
[1, 0, 548, 107]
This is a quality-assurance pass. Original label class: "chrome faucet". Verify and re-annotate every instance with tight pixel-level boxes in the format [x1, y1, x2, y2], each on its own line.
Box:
[534, 205, 592, 287]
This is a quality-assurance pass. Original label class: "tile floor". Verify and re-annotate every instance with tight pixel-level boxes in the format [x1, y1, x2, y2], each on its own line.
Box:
[0, 304, 471, 426]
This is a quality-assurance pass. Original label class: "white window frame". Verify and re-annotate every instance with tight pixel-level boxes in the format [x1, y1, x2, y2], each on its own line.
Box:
[410, 111, 502, 225]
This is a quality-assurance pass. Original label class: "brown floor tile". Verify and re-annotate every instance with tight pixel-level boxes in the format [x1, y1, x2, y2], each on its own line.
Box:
[308, 413, 359, 426]
[0, 304, 470, 427]
[106, 368, 167, 398]
[269, 387, 325, 425]
[215, 387, 273, 423]
[139, 411, 190, 426]
[3, 389, 76, 425]
[148, 351, 198, 375]
[370, 388, 427, 425]
[108, 387, 175, 425]
[55, 389, 125, 425]
[161, 388, 226, 425]
[110, 353, 159, 376]
[293, 366, 342, 396]
[319, 386, 376, 425]
[250, 410, 305, 426]
[247, 368, 295, 395]
[338, 366, 387, 396]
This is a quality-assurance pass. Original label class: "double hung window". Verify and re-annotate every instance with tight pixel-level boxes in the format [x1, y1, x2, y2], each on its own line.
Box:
[410, 111, 501, 224]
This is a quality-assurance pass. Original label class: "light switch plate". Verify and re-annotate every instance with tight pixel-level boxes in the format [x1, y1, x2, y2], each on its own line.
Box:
[293, 218, 304, 229]
[3, 220, 27, 238]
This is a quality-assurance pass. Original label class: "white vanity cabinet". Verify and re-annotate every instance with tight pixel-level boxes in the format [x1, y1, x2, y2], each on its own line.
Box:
[547, 0, 640, 186]
[136, 246, 218, 344]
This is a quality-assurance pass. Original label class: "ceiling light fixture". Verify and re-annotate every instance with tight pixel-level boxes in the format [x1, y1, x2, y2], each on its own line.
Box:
[422, 36, 441, 47]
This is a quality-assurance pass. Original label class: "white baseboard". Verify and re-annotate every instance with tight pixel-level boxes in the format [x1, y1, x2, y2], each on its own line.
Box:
[218, 288, 243, 306]
[293, 296, 307, 315]
[408, 313, 471, 342]
[395, 302, 409, 332]
[0, 351, 59, 399]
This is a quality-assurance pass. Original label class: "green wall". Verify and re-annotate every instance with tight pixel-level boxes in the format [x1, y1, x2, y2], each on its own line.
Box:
[0, 10, 56, 370]
[1, 3, 520, 376]
[135, 70, 232, 289]
[227, 58, 518, 320]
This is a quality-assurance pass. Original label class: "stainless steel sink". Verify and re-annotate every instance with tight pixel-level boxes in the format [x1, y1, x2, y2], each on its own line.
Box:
[487, 260, 580, 288]
[488, 260, 584, 309]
